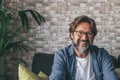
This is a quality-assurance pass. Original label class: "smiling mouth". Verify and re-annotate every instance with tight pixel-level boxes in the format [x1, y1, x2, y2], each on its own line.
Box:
[81, 43, 88, 47]
[79, 40, 89, 46]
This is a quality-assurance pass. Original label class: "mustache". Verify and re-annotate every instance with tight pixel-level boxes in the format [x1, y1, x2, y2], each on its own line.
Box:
[78, 39, 89, 43]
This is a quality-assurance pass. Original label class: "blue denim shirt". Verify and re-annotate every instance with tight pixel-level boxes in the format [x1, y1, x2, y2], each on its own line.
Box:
[49, 44, 119, 80]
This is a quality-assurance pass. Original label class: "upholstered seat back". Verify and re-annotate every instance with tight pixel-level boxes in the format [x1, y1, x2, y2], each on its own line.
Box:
[32, 53, 54, 76]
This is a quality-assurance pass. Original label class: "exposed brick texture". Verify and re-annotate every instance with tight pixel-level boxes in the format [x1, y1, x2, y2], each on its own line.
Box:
[4, 0, 120, 80]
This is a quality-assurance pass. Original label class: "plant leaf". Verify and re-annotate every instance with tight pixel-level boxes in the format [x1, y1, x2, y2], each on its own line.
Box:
[18, 11, 29, 31]
[25, 9, 45, 25]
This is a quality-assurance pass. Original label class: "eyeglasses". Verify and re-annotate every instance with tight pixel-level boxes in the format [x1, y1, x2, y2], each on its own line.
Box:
[74, 30, 94, 38]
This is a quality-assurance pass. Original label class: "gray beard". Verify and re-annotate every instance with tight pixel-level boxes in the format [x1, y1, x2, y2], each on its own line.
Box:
[72, 38, 90, 54]
[76, 45, 90, 54]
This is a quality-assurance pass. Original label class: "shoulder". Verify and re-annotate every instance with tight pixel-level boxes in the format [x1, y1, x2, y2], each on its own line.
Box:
[52, 44, 74, 65]
[55, 44, 74, 58]
[91, 45, 110, 57]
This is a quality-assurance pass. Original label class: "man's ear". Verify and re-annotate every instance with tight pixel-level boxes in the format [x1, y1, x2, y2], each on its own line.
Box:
[70, 33, 73, 40]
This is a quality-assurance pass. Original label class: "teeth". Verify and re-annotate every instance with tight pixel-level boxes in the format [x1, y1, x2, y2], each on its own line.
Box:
[81, 41, 87, 44]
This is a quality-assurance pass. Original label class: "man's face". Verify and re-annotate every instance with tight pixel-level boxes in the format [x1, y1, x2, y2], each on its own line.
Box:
[70, 22, 94, 54]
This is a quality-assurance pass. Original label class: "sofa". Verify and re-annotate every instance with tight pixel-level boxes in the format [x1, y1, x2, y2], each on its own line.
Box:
[31, 53, 54, 76]
[31, 53, 120, 78]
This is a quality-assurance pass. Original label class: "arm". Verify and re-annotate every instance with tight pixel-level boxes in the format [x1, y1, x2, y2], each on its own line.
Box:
[101, 48, 119, 80]
[49, 50, 66, 80]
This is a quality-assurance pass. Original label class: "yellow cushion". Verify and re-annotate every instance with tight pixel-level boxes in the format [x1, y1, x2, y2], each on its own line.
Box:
[18, 64, 39, 80]
[38, 71, 49, 80]
[18, 64, 49, 80]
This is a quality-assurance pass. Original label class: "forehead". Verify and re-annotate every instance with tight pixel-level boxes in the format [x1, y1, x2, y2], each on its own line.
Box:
[75, 22, 92, 31]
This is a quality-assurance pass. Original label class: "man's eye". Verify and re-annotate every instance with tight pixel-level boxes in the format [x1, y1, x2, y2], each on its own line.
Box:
[88, 32, 93, 35]
[79, 31, 84, 34]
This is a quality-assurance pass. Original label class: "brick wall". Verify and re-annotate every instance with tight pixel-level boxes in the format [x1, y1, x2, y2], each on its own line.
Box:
[34, 0, 120, 57]
[5, 0, 120, 80]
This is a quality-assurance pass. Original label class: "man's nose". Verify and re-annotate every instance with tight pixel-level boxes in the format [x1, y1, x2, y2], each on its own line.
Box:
[81, 33, 88, 40]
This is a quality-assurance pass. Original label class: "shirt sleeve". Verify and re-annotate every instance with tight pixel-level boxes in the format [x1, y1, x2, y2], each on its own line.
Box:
[49, 50, 66, 80]
[101, 48, 119, 80]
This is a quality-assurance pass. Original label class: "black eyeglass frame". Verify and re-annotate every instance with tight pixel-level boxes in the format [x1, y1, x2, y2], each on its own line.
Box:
[74, 30, 94, 38]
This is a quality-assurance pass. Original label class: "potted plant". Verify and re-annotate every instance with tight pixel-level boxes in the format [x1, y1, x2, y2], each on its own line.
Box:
[0, 0, 45, 80]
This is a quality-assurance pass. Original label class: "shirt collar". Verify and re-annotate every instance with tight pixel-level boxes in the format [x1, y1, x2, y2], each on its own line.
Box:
[68, 44, 75, 56]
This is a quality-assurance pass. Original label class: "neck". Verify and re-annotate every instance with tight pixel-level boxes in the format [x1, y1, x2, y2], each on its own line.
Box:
[74, 48, 88, 58]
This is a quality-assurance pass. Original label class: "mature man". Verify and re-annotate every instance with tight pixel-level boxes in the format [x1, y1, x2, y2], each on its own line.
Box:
[49, 15, 119, 80]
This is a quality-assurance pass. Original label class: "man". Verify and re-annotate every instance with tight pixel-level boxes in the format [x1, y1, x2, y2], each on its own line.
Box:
[49, 15, 119, 80]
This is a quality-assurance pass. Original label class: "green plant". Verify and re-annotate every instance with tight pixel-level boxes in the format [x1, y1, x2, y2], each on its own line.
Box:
[0, 0, 45, 80]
